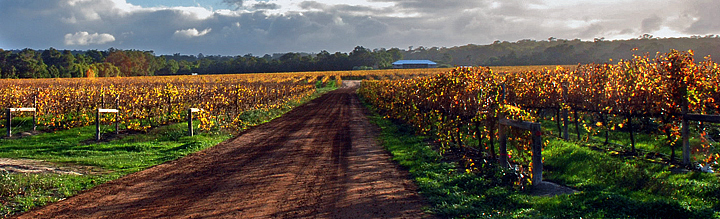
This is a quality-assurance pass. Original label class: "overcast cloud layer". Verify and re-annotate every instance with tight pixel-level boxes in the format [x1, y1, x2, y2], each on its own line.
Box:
[0, 0, 718, 55]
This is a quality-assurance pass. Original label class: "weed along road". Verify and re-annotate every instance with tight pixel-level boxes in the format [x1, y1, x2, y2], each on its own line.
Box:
[16, 87, 430, 219]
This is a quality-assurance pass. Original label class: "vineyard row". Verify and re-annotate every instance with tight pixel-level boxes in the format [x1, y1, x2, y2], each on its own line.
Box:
[359, 50, 720, 182]
[0, 69, 449, 134]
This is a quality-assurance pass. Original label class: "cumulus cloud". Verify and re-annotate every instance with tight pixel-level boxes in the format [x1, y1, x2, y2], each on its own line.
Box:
[174, 28, 212, 38]
[64, 32, 116, 45]
[0, 0, 716, 55]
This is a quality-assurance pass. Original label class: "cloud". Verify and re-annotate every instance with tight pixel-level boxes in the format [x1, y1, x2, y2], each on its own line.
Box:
[685, 0, 720, 33]
[252, 2, 280, 10]
[641, 15, 663, 33]
[299, 1, 326, 10]
[0, 0, 716, 55]
[64, 32, 116, 45]
[174, 28, 212, 38]
[222, 0, 244, 9]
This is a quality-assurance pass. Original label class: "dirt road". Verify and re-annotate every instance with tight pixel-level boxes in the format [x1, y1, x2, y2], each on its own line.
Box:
[17, 87, 430, 219]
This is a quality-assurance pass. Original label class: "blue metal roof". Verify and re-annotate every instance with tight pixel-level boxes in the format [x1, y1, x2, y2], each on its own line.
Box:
[392, 60, 437, 65]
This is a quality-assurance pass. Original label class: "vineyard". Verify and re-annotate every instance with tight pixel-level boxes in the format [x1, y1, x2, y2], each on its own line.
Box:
[0, 68, 449, 137]
[0, 68, 450, 218]
[359, 50, 720, 183]
[0, 75, 314, 133]
[1, 52, 718, 217]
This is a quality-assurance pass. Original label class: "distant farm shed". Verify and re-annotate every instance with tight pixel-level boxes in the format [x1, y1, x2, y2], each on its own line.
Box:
[392, 60, 437, 69]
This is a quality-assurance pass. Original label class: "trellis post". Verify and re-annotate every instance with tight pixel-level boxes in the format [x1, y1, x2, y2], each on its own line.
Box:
[188, 108, 201, 136]
[5, 108, 10, 137]
[33, 96, 37, 131]
[188, 108, 194, 136]
[116, 95, 120, 135]
[562, 83, 569, 140]
[96, 109, 101, 141]
[498, 123, 508, 168]
[531, 124, 543, 184]
[498, 118, 544, 185]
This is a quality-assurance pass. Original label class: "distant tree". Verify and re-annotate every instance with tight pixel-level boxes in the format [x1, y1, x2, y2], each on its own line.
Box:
[147, 54, 166, 75]
[75, 53, 93, 65]
[543, 44, 576, 64]
[15, 49, 48, 78]
[41, 48, 62, 66]
[387, 48, 403, 61]
[90, 62, 121, 77]
[177, 60, 196, 74]
[105, 50, 131, 76]
[349, 46, 373, 68]
[441, 53, 453, 64]
[48, 65, 60, 78]
[2, 66, 17, 79]
[157, 59, 179, 75]
[85, 50, 105, 63]
[0, 49, 13, 78]
[105, 50, 153, 76]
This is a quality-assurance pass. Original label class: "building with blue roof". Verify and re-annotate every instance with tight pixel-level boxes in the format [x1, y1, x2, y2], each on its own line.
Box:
[392, 60, 437, 69]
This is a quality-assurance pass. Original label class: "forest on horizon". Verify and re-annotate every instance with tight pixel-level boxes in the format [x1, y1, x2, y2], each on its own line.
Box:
[1, 35, 719, 79]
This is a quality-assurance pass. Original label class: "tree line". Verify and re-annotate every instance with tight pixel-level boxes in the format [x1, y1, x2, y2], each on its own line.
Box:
[0, 46, 403, 79]
[403, 35, 720, 66]
[3, 35, 720, 79]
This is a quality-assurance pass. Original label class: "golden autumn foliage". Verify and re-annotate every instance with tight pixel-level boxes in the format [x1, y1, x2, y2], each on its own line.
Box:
[0, 68, 446, 132]
[360, 50, 720, 170]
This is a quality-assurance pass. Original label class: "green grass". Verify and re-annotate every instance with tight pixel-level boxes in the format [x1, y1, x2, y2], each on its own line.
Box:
[361, 97, 720, 218]
[0, 84, 337, 217]
[366, 112, 529, 218]
[0, 122, 225, 217]
[541, 139, 719, 218]
[537, 115, 719, 164]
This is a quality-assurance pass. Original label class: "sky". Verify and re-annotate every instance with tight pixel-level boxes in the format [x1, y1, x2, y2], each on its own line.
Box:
[0, 0, 718, 56]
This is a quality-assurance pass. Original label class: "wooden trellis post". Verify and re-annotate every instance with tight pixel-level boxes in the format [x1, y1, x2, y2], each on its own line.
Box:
[561, 83, 569, 140]
[33, 96, 37, 131]
[115, 95, 120, 135]
[682, 113, 720, 166]
[5, 108, 8, 137]
[498, 117, 544, 185]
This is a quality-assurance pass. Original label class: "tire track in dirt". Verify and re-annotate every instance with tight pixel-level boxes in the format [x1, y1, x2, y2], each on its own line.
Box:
[16, 87, 431, 219]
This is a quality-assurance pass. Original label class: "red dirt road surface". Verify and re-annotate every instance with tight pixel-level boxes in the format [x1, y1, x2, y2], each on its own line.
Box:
[17, 88, 431, 219]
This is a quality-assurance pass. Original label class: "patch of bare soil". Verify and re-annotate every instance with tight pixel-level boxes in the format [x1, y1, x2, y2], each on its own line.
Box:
[529, 181, 578, 197]
[2, 131, 41, 140]
[0, 158, 106, 175]
[16, 88, 431, 219]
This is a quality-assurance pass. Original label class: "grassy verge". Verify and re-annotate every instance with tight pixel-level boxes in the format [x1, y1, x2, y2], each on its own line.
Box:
[0, 84, 337, 217]
[538, 114, 719, 165]
[540, 139, 719, 218]
[361, 98, 720, 218]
